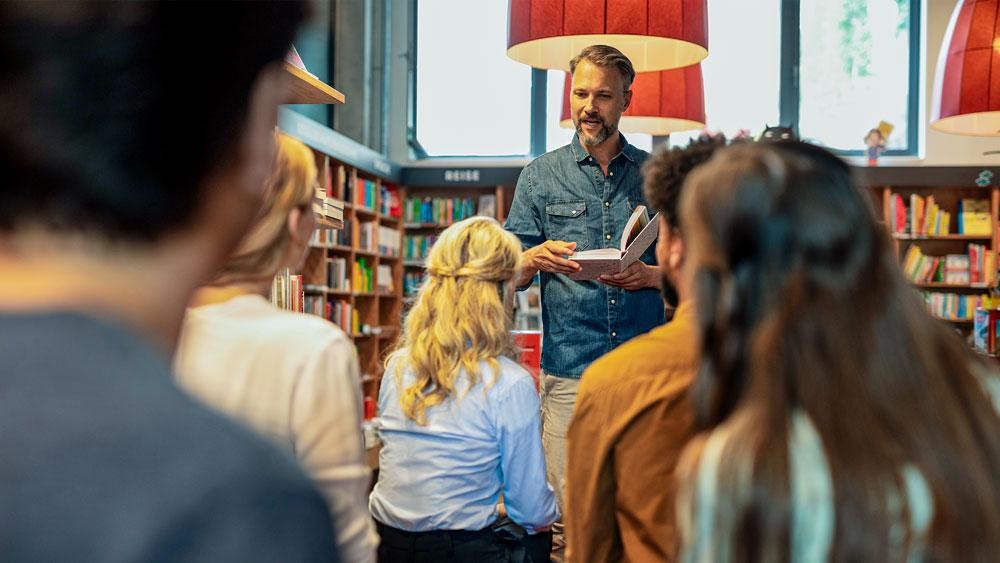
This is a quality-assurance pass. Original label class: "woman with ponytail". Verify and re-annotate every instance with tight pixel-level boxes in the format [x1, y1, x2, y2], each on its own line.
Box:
[370, 216, 558, 562]
[174, 133, 377, 562]
[675, 142, 1000, 562]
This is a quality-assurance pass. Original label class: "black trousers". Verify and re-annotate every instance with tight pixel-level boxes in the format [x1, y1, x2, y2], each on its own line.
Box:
[375, 520, 552, 563]
[376, 521, 506, 563]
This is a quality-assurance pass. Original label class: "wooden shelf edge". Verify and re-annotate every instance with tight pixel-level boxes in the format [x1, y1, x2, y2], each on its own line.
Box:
[934, 316, 974, 324]
[912, 282, 991, 289]
[283, 62, 345, 105]
[893, 234, 992, 240]
[315, 216, 344, 230]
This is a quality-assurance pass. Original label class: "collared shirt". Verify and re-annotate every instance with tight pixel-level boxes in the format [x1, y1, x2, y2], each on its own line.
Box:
[369, 354, 559, 534]
[565, 301, 698, 563]
[504, 134, 665, 377]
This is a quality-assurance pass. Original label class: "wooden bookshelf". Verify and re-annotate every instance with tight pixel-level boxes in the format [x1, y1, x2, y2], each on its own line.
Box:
[401, 185, 512, 301]
[868, 182, 999, 333]
[293, 145, 403, 411]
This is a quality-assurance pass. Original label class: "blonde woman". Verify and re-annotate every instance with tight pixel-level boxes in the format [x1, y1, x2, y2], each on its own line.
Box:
[174, 133, 377, 563]
[369, 216, 558, 562]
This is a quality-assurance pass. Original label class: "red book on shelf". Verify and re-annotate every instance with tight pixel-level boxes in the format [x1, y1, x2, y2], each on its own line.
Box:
[970, 244, 981, 283]
[323, 157, 333, 198]
[893, 194, 906, 233]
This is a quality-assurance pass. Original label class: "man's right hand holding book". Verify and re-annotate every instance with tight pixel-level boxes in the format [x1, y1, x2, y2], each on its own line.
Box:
[517, 240, 582, 286]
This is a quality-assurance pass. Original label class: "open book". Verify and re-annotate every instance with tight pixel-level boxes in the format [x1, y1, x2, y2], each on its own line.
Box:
[568, 205, 660, 281]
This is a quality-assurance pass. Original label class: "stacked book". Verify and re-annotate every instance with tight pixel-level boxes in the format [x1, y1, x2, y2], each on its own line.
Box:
[379, 225, 401, 256]
[920, 291, 988, 321]
[404, 197, 476, 225]
[888, 193, 951, 235]
[271, 268, 303, 312]
[901, 244, 993, 285]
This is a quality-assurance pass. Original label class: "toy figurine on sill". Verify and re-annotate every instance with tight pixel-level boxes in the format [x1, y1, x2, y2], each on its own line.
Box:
[864, 121, 894, 166]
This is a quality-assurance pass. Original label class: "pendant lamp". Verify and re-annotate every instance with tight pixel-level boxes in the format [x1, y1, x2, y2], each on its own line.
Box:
[507, 0, 708, 71]
[930, 0, 1000, 135]
[560, 65, 705, 135]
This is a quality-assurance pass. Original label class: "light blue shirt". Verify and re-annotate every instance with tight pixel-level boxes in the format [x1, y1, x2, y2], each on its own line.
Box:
[369, 354, 559, 534]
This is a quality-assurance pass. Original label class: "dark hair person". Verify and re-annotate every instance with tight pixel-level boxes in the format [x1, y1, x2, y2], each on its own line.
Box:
[675, 142, 1000, 562]
[0, 2, 340, 561]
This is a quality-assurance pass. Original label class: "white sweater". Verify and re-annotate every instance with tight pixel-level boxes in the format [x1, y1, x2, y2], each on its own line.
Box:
[174, 294, 377, 563]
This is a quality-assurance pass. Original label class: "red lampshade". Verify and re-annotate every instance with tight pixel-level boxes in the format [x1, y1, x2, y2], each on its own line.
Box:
[560, 66, 706, 135]
[931, 0, 1000, 136]
[507, 0, 708, 71]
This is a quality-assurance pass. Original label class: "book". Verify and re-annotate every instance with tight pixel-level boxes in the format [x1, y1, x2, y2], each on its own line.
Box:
[958, 199, 991, 235]
[477, 194, 497, 219]
[567, 205, 660, 281]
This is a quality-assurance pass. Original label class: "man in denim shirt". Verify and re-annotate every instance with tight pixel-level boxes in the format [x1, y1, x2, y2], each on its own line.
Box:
[504, 45, 666, 552]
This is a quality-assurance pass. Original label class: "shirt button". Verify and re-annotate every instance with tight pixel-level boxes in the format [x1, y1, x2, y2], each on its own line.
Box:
[611, 331, 617, 337]
[604, 202, 610, 207]
[610, 299, 616, 305]
[609, 171, 614, 176]
[605, 234, 611, 240]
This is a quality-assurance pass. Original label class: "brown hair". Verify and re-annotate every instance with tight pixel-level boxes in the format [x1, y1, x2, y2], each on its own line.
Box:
[643, 135, 729, 229]
[680, 141, 1000, 561]
[569, 45, 635, 92]
[212, 133, 317, 284]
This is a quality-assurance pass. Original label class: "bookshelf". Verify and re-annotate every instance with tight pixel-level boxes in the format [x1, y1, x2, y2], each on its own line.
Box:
[868, 183, 999, 329]
[298, 147, 403, 412]
[401, 185, 511, 301]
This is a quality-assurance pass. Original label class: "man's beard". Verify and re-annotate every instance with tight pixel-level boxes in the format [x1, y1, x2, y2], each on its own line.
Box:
[574, 115, 616, 147]
[660, 274, 678, 308]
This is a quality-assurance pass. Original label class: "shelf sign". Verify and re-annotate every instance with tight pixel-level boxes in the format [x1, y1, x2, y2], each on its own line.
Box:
[374, 158, 392, 176]
[444, 169, 481, 183]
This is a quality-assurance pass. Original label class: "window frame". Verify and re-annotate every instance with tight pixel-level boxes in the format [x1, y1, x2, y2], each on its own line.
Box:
[781, 0, 921, 156]
[408, 0, 922, 159]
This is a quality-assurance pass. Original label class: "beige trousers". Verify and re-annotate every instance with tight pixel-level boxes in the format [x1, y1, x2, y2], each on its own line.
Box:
[540, 372, 581, 535]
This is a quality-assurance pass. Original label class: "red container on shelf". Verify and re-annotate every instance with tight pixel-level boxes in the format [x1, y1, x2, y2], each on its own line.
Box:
[973, 307, 1000, 355]
[512, 330, 542, 391]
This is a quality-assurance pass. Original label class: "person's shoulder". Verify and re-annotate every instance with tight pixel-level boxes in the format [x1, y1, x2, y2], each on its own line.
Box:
[157, 408, 337, 560]
[485, 356, 536, 399]
[581, 323, 685, 391]
[628, 151, 650, 172]
[497, 356, 534, 385]
[195, 296, 350, 351]
[526, 143, 575, 169]
[622, 137, 650, 160]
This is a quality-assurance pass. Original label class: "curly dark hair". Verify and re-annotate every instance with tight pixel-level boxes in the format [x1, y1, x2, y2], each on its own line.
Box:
[642, 135, 729, 229]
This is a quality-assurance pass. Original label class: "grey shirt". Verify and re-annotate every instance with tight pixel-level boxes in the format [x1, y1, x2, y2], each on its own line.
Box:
[0, 312, 339, 562]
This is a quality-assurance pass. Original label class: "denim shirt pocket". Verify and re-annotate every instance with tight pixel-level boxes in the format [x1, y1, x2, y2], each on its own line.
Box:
[545, 200, 590, 250]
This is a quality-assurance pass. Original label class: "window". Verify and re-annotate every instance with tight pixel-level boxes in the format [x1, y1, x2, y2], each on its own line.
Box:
[414, 0, 531, 156]
[798, 0, 915, 152]
[670, 0, 782, 147]
[410, 0, 920, 159]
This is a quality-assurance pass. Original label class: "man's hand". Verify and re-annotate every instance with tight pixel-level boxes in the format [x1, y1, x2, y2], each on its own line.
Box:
[517, 240, 581, 286]
[598, 261, 659, 291]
